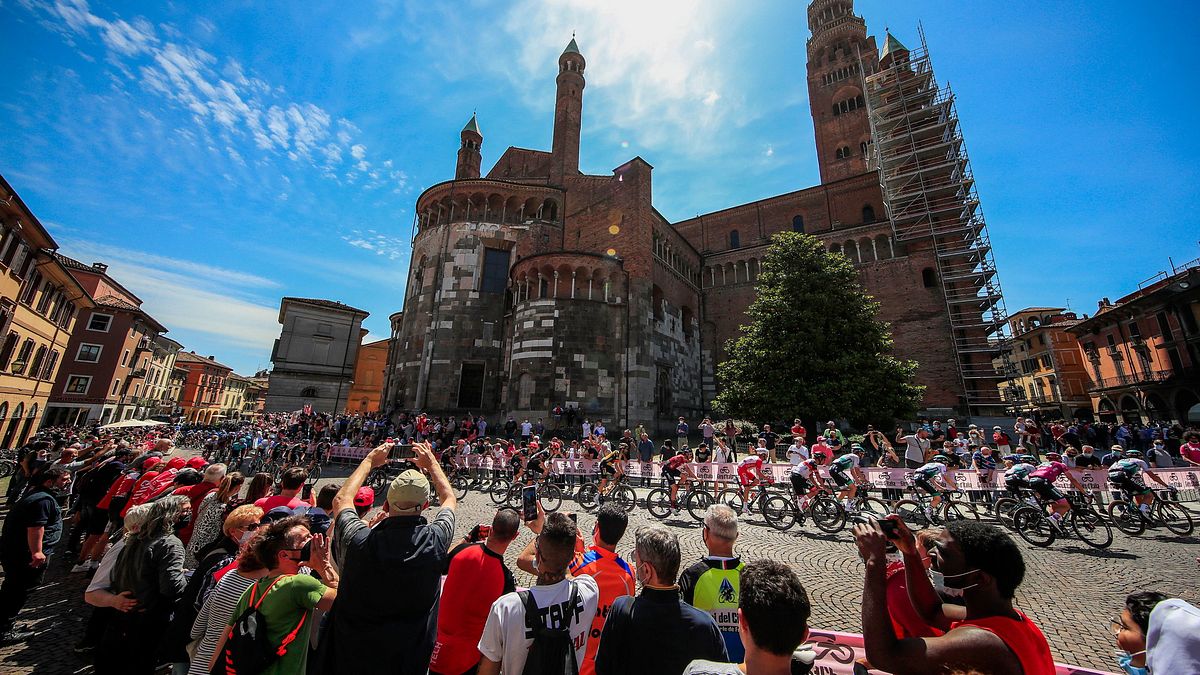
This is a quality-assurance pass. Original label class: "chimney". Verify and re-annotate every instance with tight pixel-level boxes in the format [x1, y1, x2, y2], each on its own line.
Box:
[208, 355, 215, 360]
[92, 263, 108, 273]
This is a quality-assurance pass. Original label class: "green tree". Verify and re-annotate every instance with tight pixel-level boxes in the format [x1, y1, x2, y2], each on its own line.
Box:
[712, 232, 923, 427]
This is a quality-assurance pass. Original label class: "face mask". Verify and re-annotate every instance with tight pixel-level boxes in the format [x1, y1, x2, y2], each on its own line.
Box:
[174, 512, 192, 531]
[239, 529, 256, 545]
[1114, 650, 1147, 675]
[928, 569, 979, 598]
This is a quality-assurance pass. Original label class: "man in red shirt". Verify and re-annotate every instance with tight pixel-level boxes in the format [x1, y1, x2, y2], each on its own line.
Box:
[1181, 432, 1200, 467]
[790, 419, 807, 443]
[430, 508, 520, 675]
[855, 518, 1054, 675]
[568, 504, 635, 675]
[254, 466, 309, 511]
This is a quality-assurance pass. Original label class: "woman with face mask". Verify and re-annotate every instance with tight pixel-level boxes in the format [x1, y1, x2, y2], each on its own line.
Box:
[1110, 591, 1166, 675]
[187, 511, 272, 675]
[94, 495, 191, 675]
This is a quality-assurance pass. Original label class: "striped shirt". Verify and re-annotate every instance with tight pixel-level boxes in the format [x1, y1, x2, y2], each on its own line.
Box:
[188, 570, 257, 675]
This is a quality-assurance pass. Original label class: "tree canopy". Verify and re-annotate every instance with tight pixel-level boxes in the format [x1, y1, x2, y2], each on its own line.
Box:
[711, 232, 923, 427]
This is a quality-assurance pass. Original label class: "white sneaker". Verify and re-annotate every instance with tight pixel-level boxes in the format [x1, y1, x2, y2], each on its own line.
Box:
[70, 562, 91, 574]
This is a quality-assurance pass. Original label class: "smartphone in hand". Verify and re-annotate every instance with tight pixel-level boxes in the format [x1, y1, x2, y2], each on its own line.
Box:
[521, 486, 538, 522]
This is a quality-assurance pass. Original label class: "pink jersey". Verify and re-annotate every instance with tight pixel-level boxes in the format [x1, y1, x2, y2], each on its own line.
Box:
[1029, 461, 1069, 482]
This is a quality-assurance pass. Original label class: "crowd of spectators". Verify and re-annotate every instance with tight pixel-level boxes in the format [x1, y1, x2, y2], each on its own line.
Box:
[0, 410, 1198, 674]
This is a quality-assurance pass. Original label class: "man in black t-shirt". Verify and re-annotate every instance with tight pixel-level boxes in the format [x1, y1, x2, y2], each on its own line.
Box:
[0, 465, 69, 642]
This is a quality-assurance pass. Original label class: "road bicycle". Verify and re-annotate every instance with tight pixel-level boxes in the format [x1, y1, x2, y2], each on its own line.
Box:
[489, 471, 564, 513]
[574, 472, 636, 513]
[1106, 489, 1194, 537]
[893, 484, 980, 528]
[992, 486, 1043, 530]
[644, 477, 716, 522]
[1011, 492, 1112, 549]
[759, 486, 846, 533]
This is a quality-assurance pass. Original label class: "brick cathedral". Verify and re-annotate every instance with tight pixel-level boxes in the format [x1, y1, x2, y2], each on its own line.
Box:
[384, 0, 1009, 431]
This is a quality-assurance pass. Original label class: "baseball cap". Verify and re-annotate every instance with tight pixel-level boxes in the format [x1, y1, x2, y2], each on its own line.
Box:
[142, 456, 163, 471]
[354, 486, 375, 508]
[186, 456, 208, 470]
[387, 469, 430, 513]
[263, 505, 310, 524]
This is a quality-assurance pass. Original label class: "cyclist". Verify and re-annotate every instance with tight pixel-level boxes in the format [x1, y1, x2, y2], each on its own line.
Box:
[1002, 454, 1038, 501]
[597, 445, 625, 496]
[1107, 449, 1172, 516]
[829, 445, 867, 512]
[736, 446, 770, 514]
[789, 451, 827, 510]
[662, 447, 697, 512]
[522, 446, 550, 485]
[1027, 451, 1088, 526]
[911, 455, 959, 519]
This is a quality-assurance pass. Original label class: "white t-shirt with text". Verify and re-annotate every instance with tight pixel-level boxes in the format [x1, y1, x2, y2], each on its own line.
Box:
[478, 575, 600, 674]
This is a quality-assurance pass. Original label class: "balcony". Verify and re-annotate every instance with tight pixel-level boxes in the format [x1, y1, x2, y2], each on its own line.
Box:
[130, 368, 147, 379]
[1088, 369, 1175, 391]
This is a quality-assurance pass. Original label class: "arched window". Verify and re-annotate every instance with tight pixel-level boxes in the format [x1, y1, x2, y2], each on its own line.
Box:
[0, 403, 7, 421]
[729, 230, 740, 249]
[835, 148, 844, 160]
[792, 215, 804, 233]
[922, 267, 937, 288]
[862, 204, 876, 223]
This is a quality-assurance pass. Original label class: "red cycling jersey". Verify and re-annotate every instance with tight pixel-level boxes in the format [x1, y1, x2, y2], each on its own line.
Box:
[666, 454, 689, 470]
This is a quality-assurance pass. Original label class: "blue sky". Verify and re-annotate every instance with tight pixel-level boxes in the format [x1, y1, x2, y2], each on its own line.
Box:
[2, 0, 1198, 375]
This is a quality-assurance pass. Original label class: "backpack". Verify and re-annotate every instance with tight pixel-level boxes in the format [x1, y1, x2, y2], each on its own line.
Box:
[518, 582, 580, 675]
[220, 576, 307, 675]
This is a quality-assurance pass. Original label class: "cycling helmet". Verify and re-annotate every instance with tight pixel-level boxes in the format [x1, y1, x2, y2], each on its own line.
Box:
[1124, 449, 1143, 458]
[931, 455, 950, 464]
[756, 446, 769, 455]
[813, 451, 827, 460]
[1045, 451, 1062, 460]
[851, 443, 864, 453]
[1018, 454, 1036, 463]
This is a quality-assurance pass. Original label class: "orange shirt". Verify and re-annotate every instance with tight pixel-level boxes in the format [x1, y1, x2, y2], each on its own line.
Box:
[569, 546, 635, 675]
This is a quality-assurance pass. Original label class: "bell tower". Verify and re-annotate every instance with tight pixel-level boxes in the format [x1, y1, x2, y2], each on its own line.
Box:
[551, 37, 586, 181]
[806, 0, 878, 183]
[455, 113, 482, 180]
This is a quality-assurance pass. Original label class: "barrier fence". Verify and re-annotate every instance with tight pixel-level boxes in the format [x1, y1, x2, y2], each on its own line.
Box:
[328, 445, 1200, 501]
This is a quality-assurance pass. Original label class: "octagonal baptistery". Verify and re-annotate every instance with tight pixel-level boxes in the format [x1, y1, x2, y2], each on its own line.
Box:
[507, 252, 628, 422]
[392, 179, 565, 414]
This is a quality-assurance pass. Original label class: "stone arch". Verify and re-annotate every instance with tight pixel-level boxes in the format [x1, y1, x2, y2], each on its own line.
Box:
[843, 240, 858, 263]
[589, 267, 606, 301]
[874, 234, 892, 259]
[522, 197, 539, 222]
[858, 237, 874, 262]
[487, 193, 505, 222]
[606, 269, 622, 303]
[554, 263, 572, 299]
[681, 305, 695, 340]
[571, 265, 589, 299]
[540, 198, 559, 222]
[748, 258, 759, 281]
[1118, 395, 1141, 423]
[862, 203, 877, 223]
[1144, 392, 1169, 421]
[829, 242, 842, 255]
[1174, 389, 1200, 424]
[537, 264, 554, 298]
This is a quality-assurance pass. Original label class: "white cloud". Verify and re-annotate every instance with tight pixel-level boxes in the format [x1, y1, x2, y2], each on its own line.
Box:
[341, 230, 410, 261]
[58, 238, 282, 351]
[495, 0, 740, 157]
[764, 144, 774, 157]
[23, 0, 407, 193]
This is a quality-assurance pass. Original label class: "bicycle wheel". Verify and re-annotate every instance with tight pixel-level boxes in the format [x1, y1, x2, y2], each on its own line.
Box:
[1013, 506, 1056, 547]
[451, 475, 470, 501]
[717, 488, 745, 512]
[892, 499, 929, 529]
[1157, 501, 1195, 536]
[1106, 500, 1146, 536]
[762, 494, 797, 531]
[645, 488, 673, 519]
[810, 497, 846, 533]
[489, 479, 513, 505]
[576, 483, 600, 512]
[856, 497, 891, 521]
[685, 489, 714, 522]
[992, 498, 1021, 530]
[611, 485, 637, 513]
[539, 483, 562, 513]
[367, 469, 389, 491]
[941, 499, 980, 522]
[0, 460, 14, 478]
[307, 464, 322, 483]
[1069, 508, 1112, 549]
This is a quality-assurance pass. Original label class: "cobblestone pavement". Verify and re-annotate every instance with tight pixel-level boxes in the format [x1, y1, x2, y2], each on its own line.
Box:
[3, 462, 1197, 673]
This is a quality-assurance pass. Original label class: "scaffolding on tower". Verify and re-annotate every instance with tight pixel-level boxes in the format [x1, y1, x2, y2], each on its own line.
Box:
[862, 26, 1014, 415]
